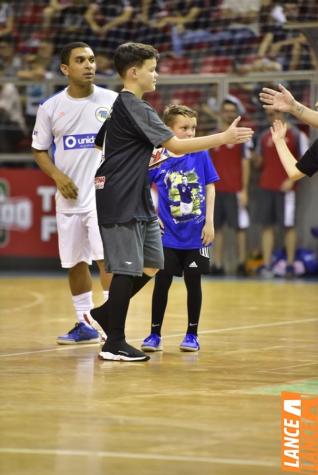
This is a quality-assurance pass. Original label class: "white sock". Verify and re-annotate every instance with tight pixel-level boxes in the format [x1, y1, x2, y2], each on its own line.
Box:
[103, 290, 109, 302]
[72, 291, 93, 325]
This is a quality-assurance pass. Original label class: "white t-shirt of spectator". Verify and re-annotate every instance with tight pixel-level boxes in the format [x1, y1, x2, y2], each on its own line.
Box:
[32, 85, 117, 213]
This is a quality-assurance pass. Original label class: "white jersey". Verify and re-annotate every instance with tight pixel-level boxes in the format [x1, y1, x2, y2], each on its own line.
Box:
[32, 85, 117, 213]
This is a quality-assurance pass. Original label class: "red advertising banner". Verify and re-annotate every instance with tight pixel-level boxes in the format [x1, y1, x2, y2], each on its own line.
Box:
[0, 168, 59, 257]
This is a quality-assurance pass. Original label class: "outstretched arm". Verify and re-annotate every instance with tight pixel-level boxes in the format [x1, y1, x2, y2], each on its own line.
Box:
[163, 116, 253, 155]
[270, 120, 305, 181]
[260, 83, 318, 129]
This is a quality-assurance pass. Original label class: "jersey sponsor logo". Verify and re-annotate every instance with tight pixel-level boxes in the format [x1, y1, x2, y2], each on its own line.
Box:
[95, 107, 110, 122]
[32, 129, 38, 137]
[63, 134, 97, 150]
[95, 176, 105, 190]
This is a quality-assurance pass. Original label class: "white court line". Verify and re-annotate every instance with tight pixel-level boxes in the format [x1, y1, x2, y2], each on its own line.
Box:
[1, 289, 44, 314]
[1, 315, 318, 358]
[0, 447, 277, 467]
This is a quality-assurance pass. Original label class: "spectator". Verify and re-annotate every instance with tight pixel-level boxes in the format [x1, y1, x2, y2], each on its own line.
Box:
[0, 82, 26, 152]
[16, 54, 50, 134]
[0, 1, 14, 39]
[209, 96, 251, 276]
[259, 0, 315, 70]
[84, 1, 134, 55]
[211, 0, 261, 57]
[135, 0, 171, 51]
[0, 36, 22, 77]
[52, 0, 91, 49]
[43, 0, 74, 30]
[95, 51, 116, 77]
[165, 0, 212, 57]
[253, 109, 308, 278]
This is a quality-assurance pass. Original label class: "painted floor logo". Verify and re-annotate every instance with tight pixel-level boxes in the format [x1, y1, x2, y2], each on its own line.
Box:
[281, 391, 318, 473]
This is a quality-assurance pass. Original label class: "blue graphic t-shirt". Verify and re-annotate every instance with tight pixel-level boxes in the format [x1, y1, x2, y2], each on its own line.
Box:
[148, 150, 219, 249]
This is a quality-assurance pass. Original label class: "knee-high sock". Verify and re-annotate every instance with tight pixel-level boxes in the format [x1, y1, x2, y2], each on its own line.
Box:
[184, 272, 202, 336]
[150, 270, 173, 336]
[106, 274, 134, 343]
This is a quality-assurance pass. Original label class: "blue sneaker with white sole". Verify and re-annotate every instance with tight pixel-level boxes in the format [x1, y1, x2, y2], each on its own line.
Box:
[141, 333, 162, 352]
[179, 334, 200, 352]
[57, 322, 100, 345]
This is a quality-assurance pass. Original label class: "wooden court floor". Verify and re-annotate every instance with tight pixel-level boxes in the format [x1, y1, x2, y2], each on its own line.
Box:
[0, 274, 318, 475]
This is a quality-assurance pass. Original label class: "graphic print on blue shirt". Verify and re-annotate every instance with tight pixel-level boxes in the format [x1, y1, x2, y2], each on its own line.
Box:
[149, 150, 219, 250]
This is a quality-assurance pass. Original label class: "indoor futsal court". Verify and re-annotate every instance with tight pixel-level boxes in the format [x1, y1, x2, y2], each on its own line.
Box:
[1, 274, 317, 475]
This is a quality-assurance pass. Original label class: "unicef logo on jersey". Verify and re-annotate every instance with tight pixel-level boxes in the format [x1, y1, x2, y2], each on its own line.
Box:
[63, 134, 97, 150]
[95, 107, 110, 123]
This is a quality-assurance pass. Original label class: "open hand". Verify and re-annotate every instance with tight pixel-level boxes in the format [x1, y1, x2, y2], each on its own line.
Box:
[270, 119, 287, 143]
[259, 84, 295, 112]
[224, 116, 254, 144]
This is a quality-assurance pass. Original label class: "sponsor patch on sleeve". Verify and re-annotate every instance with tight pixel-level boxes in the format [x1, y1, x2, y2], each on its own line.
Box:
[95, 176, 106, 190]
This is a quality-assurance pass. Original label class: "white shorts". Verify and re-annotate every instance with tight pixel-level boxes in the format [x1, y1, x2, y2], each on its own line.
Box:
[56, 210, 104, 268]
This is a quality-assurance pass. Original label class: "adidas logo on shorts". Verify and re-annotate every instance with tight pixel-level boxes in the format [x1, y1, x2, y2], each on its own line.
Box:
[189, 261, 198, 268]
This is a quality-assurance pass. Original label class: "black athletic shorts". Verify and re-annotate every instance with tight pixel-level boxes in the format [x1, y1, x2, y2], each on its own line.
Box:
[163, 246, 210, 277]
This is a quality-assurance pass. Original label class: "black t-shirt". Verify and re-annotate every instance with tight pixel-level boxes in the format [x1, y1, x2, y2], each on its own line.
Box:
[95, 91, 174, 225]
[296, 138, 318, 177]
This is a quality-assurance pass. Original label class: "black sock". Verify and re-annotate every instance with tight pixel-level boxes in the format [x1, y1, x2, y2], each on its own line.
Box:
[131, 273, 152, 298]
[91, 273, 152, 332]
[184, 272, 202, 336]
[105, 274, 134, 343]
[151, 270, 173, 336]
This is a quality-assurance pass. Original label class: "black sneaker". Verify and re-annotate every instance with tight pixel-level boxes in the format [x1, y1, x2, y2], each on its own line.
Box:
[99, 340, 150, 362]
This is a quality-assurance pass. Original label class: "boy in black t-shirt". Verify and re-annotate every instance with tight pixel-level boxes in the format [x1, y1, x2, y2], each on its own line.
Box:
[90, 42, 253, 362]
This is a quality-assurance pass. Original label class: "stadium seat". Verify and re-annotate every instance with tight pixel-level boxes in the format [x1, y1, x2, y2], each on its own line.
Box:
[171, 89, 202, 108]
[159, 56, 194, 74]
[199, 56, 232, 74]
[143, 91, 164, 113]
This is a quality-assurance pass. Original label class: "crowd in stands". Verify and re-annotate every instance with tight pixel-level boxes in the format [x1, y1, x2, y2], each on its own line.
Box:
[0, 0, 316, 153]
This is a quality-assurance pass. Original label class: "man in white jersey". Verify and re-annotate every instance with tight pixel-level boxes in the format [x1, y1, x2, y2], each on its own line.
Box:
[32, 42, 117, 344]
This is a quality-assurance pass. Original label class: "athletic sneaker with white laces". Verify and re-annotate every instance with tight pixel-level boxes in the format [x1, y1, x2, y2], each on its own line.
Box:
[99, 340, 150, 362]
[56, 322, 100, 345]
[141, 333, 162, 352]
[179, 334, 200, 352]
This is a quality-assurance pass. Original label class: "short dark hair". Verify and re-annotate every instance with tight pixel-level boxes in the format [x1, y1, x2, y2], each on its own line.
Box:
[60, 42, 92, 65]
[163, 104, 197, 127]
[114, 42, 159, 77]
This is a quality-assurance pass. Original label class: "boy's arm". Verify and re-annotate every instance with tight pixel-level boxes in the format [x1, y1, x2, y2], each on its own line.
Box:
[162, 117, 253, 155]
[270, 120, 305, 181]
[260, 83, 318, 129]
[202, 183, 215, 246]
[32, 148, 78, 199]
[239, 157, 250, 207]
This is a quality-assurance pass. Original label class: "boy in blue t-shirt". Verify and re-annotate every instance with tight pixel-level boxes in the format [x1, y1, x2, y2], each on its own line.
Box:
[141, 105, 219, 352]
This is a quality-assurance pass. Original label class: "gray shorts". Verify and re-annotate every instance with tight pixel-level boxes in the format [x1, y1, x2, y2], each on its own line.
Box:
[99, 219, 164, 276]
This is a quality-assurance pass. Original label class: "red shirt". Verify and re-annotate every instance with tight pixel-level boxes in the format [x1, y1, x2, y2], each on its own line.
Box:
[209, 143, 247, 192]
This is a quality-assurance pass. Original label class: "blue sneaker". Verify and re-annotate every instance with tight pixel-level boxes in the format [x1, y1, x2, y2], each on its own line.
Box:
[180, 334, 200, 352]
[141, 333, 162, 352]
[57, 322, 101, 345]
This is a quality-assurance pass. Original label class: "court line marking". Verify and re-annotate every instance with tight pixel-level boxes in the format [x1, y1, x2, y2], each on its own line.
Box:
[1, 315, 317, 358]
[0, 447, 277, 467]
[0, 289, 44, 314]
